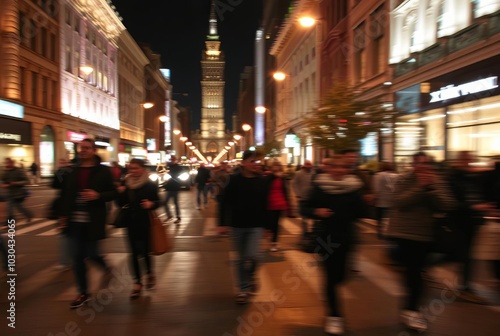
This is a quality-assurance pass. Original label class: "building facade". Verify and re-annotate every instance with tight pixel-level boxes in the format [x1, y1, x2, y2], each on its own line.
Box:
[270, 0, 319, 165]
[192, 1, 229, 161]
[59, 0, 124, 165]
[390, 0, 500, 166]
[0, 0, 60, 176]
[117, 30, 149, 166]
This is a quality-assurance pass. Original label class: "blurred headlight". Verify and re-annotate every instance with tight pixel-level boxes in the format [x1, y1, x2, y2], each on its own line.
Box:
[178, 173, 190, 181]
[190, 169, 198, 175]
[164, 173, 172, 180]
[149, 174, 159, 181]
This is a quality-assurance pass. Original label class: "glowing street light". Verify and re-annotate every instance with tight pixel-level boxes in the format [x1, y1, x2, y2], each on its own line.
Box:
[273, 71, 286, 81]
[242, 124, 252, 132]
[142, 102, 154, 109]
[159, 115, 168, 122]
[233, 134, 242, 141]
[185, 142, 192, 146]
[228, 141, 235, 146]
[298, 16, 316, 27]
[80, 66, 94, 75]
[255, 106, 267, 114]
[173, 129, 181, 135]
[180, 137, 188, 142]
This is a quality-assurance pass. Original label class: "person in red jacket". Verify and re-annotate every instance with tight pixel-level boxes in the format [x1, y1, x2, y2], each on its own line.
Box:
[265, 161, 290, 252]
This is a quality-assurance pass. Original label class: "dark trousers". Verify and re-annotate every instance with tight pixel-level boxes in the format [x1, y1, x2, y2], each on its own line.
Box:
[491, 260, 500, 280]
[298, 200, 309, 237]
[321, 240, 350, 317]
[455, 223, 479, 289]
[268, 210, 282, 243]
[164, 190, 180, 218]
[375, 207, 388, 238]
[126, 224, 152, 284]
[396, 238, 431, 310]
[70, 222, 108, 294]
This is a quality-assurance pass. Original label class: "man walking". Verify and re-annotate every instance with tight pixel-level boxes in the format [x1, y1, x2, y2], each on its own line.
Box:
[195, 163, 211, 209]
[57, 139, 117, 309]
[163, 156, 182, 224]
[225, 150, 268, 304]
[1, 158, 32, 222]
[212, 161, 231, 235]
[292, 160, 314, 239]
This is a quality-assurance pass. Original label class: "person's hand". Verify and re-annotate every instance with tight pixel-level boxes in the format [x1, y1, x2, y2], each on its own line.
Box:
[314, 208, 334, 218]
[117, 186, 126, 193]
[80, 189, 99, 201]
[141, 199, 153, 209]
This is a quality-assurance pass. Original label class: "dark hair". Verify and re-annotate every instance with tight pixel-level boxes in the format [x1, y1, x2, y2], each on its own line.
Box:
[242, 149, 262, 161]
[129, 158, 146, 167]
[413, 151, 428, 161]
[81, 138, 96, 149]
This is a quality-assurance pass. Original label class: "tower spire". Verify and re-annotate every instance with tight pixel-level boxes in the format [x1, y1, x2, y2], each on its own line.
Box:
[208, 0, 218, 39]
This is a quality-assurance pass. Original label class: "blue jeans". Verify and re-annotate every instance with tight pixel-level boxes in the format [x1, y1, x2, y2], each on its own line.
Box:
[7, 198, 32, 221]
[231, 227, 263, 291]
[70, 222, 108, 294]
[164, 190, 180, 218]
[197, 186, 208, 207]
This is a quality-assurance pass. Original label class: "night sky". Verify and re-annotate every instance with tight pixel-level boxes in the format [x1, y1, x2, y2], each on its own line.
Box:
[111, 0, 263, 131]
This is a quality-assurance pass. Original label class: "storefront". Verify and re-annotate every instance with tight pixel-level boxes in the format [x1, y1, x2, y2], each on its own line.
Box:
[0, 100, 33, 167]
[394, 55, 500, 168]
[118, 141, 147, 166]
[65, 131, 87, 161]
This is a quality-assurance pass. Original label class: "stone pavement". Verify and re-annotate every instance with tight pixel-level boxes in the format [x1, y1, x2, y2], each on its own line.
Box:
[1, 194, 500, 336]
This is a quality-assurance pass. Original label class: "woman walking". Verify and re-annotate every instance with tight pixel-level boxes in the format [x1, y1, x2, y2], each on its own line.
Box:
[117, 158, 160, 299]
[372, 161, 398, 239]
[303, 156, 363, 335]
[265, 161, 290, 252]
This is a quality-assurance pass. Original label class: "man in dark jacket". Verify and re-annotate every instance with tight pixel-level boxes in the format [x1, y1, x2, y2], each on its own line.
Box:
[1, 158, 32, 222]
[163, 156, 182, 224]
[195, 163, 211, 209]
[58, 138, 117, 309]
[225, 150, 268, 304]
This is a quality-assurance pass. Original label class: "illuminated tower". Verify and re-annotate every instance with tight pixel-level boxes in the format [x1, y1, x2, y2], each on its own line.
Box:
[196, 0, 227, 159]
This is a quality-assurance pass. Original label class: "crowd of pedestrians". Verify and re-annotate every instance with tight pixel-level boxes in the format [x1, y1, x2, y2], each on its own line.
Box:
[1, 145, 499, 335]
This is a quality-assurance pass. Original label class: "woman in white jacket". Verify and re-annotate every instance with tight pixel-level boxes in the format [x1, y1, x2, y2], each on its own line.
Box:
[372, 162, 398, 239]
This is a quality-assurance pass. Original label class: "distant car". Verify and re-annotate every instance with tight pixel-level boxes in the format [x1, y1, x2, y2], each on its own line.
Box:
[163, 165, 192, 190]
[146, 164, 167, 185]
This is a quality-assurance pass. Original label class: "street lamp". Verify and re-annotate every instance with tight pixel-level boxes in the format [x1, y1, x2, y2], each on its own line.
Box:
[180, 137, 188, 142]
[142, 102, 154, 109]
[241, 124, 252, 150]
[273, 71, 286, 81]
[80, 66, 93, 76]
[173, 129, 181, 135]
[255, 106, 267, 114]
[159, 115, 168, 122]
[298, 16, 316, 27]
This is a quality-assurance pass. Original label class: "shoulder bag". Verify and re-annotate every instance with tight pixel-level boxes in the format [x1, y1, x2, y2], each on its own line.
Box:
[149, 210, 173, 255]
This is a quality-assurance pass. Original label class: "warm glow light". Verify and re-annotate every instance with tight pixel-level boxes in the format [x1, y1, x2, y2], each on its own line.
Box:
[159, 115, 168, 122]
[189, 146, 195, 150]
[298, 17, 316, 27]
[228, 142, 235, 146]
[143, 102, 154, 109]
[242, 124, 252, 132]
[185, 142, 192, 146]
[80, 66, 94, 75]
[225, 146, 231, 150]
[273, 72, 286, 81]
[255, 106, 267, 114]
[173, 129, 181, 135]
[180, 137, 188, 142]
[233, 134, 242, 141]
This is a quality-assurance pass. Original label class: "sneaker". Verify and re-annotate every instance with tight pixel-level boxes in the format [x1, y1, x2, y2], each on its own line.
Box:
[69, 293, 91, 309]
[324, 316, 344, 335]
[270, 243, 279, 252]
[235, 292, 249, 304]
[174, 218, 181, 225]
[54, 264, 71, 271]
[400, 310, 428, 331]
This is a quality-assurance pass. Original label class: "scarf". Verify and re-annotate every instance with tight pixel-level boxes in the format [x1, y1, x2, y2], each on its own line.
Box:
[315, 173, 362, 194]
[125, 170, 150, 190]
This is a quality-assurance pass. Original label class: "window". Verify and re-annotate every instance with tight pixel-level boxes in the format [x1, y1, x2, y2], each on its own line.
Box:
[42, 77, 48, 108]
[65, 6, 71, 25]
[51, 80, 57, 109]
[65, 45, 72, 72]
[31, 72, 38, 105]
[74, 17, 80, 34]
[30, 19, 37, 50]
[20, 67, 25, 100]
[312, 46, 315, 58]
[74, 50, 80, 76]
[50, 33, 56, 61]
[41, 27, 47, 57]
[371, 5, 385, 75]
[354, 22, 366, 83]
[19, 12, 27, 47]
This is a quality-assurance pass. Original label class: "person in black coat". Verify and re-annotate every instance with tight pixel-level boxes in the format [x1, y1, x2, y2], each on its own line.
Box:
[162, 156, 182, 224]
[303, 155, 363, 335]
[117, 158, 160, 299]
[57, 139, 117, 309]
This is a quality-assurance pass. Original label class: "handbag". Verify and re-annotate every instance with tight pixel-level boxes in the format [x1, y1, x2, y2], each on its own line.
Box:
[149, 210, 173, 255]
[113, 204, 130, 228]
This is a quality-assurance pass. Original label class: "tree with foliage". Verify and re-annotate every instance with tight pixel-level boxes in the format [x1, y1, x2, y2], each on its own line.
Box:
[304, 83, 393, 152]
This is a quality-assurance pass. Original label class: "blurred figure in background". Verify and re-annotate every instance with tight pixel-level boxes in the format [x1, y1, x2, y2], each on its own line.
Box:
[387, 152, 455, 331]
[485, 160, 500, 288]
[195, 163, 211, 210]
[163, 156, 182, 224]
[449, 151, 496, 302]
[52, 158, 72, 271]
[1, 158, 32, 222]
[372, 162, 398, 239]
[292, 160, 314, 240]
[265, 161, 290, 252]
[212, 161, 231, 236]
[303, 155, 363, 335]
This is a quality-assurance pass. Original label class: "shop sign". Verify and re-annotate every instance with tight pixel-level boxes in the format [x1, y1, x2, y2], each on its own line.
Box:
[67, 131, 86, 142]
[0, 99, 24, 119]
[131, 148, 147, 156]
[0, 118, 31, 144]
[429, 76, 498, 103]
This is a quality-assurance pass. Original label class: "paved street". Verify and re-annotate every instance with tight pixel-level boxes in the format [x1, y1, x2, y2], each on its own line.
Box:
[1, 186, 500, 335]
